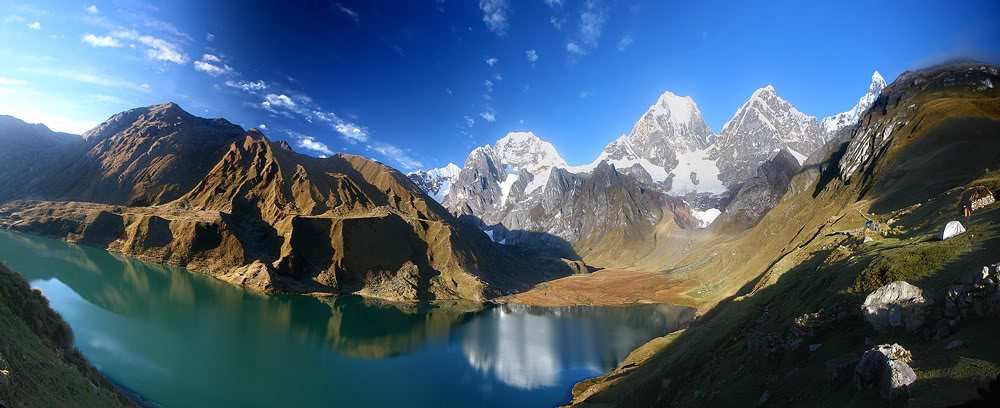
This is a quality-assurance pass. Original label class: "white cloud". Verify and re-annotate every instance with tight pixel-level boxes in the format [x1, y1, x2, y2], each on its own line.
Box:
[578, 10, 604, 47]
[0, 77, 28, 85]
[519, 119, 524, 126]
[616, 34, 633, 51]
[264, 94, 296, 109]
[193, 60, 233, 76]
[333, 3, 359, 23]
[543, 0, 563, 8]
[464, 116, 475, 127]
[479, 0, 510, 37]
[550, 16, 565, 30]
[110, 29, 187, 64]
[3, 15, 25, 23]
[258, 124, 266, 130]
[26, 21, 40, 30]
[480, 110, 496, 122]
[494, 73, 502, 81]
[289, 131, 334, 156]
[86, 5, 98, 14]
[16, 67, 151, 92]
[445, 88, 453, 95]
[484, 79, 494, 93]
[225, 80, 267, 93]
[202, 54, 221, 63]
[333, 121, 367, 143]
[525, 49, 538, 63]
[81, 34, 121, 47]
[367, 142, 422, 170]
[206, 32, 215, 41]
[566, 42, 584, 55]
[485, 57, 498, 67]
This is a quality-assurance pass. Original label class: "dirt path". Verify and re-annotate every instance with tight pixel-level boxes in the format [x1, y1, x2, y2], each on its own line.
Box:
[498, 269, 700, 307]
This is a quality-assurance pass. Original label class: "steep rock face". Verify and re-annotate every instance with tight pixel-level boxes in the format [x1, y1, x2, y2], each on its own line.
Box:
[713, 85, 825, 189]
[821, 71, 888, 135]
[407, 163, 461, 202]
[492, 131, 567, 174]
[839, 63, 1000, 183]
[713, 149, 801, 229]
[26, 102, 246, 206]
[442, 145, 506, 215]
[0, 104, 585, 302]
[602, 91, 714, 170]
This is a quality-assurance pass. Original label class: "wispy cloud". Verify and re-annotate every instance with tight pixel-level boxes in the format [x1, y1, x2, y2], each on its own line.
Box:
[193, 60, 233, 76]
[110, 29, 187, 64]
[86, 5, 99, 14]
[0, 77, 28, 86]
[332, 3, 360, 23]
[464, 115, 475, 127]
[525, 49, 538, 64]
[263, 94, 296, 109]
[206, 32, 215, 41]
[202, 54, 221, 63]
[616, 34, 633, 51]
[550, 16, 565, 30]
[288, 130, 333, 156]
[3, 15, 25, 23]
[485, 57, 498, 67]
[484, 79, 494, 93]
[81, 33, 121, 47]
[479, 0, 510, 37]
[578, 90, 590, 99]
[480, 109, 496, 122]
[566, 41, 584, 55]
[16, 67, 151, 92]
[26, 21, 40, 30]
[367, 142, 422, 170]
[225, 79, 268, 94]
[543, 0, 563, 8]
[564, 0, 606, 56]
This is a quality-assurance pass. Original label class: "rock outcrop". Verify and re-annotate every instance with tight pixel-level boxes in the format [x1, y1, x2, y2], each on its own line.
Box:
[853, 343, 915, 402]
[862, 281, 933, 332]
[0, 104, 584, 302]
[714, 149, 801, 230]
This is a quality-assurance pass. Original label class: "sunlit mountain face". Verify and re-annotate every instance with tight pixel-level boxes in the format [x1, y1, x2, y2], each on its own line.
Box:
[1, 1, 999, 408]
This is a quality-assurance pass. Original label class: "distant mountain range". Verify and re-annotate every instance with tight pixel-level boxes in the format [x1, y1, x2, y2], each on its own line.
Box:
[407, 72, 886, 258]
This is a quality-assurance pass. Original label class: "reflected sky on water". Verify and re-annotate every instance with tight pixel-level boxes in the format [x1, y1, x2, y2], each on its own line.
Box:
[0, 231, 694, 407]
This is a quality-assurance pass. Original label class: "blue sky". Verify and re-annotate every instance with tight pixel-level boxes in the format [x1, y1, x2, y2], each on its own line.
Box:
[1, 0, 998, 171]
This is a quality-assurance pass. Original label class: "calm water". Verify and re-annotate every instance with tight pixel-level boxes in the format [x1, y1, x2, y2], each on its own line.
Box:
[0, 231, 695, 408]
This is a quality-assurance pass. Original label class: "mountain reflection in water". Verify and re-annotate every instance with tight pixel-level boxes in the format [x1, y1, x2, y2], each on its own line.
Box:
[0, 231, 695, 407]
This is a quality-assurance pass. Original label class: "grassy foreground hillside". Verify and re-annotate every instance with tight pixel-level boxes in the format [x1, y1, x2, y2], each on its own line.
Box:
[0, 263, 135, 408]
[570, 63, 1000, 407]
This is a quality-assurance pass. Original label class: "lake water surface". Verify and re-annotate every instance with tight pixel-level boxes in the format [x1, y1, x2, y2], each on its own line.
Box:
[0, 231, 695, 407]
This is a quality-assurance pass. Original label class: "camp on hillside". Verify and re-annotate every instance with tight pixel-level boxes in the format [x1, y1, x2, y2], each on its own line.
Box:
[962, 185, 996, 212]
[940, 220, 967, 240]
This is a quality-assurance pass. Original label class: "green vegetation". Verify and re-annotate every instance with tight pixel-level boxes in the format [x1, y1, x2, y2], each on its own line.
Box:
[571, 64, 1000, 407]
[0, 263, 134, 408]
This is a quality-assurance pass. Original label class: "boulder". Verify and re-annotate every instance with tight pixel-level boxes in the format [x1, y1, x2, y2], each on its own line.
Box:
[854, 344, 913, 392]
[862, 281, 932, 332]
[880, 359, 917, 401]
[826, 353, 860, 385]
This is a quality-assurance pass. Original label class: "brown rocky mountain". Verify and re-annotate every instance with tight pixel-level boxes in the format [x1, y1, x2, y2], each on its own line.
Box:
[0, 103, 584, 302]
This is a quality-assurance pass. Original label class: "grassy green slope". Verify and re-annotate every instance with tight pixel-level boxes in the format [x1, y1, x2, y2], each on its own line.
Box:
[0, 263, 135, 408]
[571, 63, 1000, 407]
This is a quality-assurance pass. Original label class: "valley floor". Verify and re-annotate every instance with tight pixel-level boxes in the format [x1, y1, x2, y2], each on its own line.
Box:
[497, 269, 700, 307]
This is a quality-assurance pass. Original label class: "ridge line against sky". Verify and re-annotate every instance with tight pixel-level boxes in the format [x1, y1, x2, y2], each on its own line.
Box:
[1, 0, 998, 171]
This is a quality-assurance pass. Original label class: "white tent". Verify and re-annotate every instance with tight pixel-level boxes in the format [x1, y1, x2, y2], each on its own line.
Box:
[939, 221, 966, 240]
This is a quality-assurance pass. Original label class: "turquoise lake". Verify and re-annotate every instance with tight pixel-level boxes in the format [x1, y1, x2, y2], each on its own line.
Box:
[0, 230, 695, 407]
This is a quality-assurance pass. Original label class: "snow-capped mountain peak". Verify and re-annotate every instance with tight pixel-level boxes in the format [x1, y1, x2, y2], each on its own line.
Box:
[492, 131, 567, 175]
[820, 70, 887, 135]
[407, 162, 462, 202]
